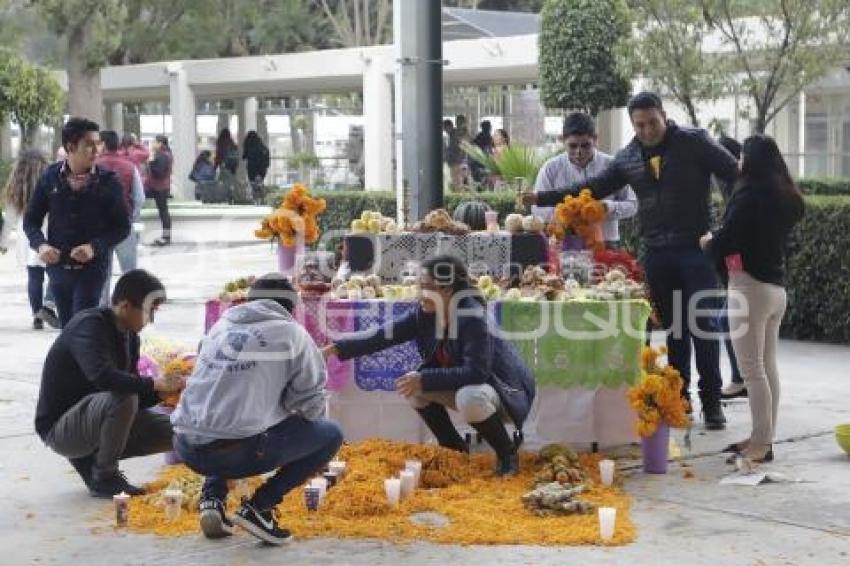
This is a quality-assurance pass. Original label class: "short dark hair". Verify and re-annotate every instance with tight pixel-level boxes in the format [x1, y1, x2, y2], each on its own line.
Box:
[443, 119, 454, 129]
[563, 112, 596, 137]
[121, 133, 136, 148]
[480, 120, 492, 131]
[627, 92, 664, 116]
[248, 273, 298, 313]
[155, 134, 169, 147]
[718, 134, 742, 159]
[100, 130, 119, 152]
[112, 269, 166, 308]
[62, 117, 99, 151]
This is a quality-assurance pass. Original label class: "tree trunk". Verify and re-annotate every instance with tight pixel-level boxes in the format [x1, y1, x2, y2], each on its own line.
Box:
[19, 123, 36, 152]
[684, 98, 701, 128]
[0, 117, 12, 161]
[66, 24, 104, 123]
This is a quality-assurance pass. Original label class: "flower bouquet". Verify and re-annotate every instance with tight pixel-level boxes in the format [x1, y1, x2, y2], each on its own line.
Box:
[627, 346, 690, 473]
[548, 189, 606, 253]
[255, 184, 326, 273]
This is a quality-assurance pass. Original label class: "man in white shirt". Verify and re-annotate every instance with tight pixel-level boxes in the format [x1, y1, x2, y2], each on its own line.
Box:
[533, 112, 637, 246]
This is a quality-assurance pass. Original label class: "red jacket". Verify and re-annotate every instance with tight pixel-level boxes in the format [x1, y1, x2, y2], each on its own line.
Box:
[121, 145, 149, 168]
[96, 151, 136, 217]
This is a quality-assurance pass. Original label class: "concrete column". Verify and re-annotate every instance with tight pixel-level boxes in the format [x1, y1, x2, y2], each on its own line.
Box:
[797, 91, 806, 178]
[0, 117, 12, 160]
[109, 102, 124, 133]
[243, 97, 258, 135]
[167, 63, 196, 200]
[363, 56, 394, 191]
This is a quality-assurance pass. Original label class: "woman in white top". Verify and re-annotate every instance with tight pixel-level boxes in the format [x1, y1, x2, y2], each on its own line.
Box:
[0, 149, 59, 329]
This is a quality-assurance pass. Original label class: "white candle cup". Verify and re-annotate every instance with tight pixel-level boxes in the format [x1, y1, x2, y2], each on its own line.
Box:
[384, 478, 401, 506]
[399, 470, 415, 499]
[598, 507, 617, 542]
[329, 460, 347, 478]
[113, 492, 130, 527]
[404, 460, 422, 487]
[162, 489, 184, 521]
[311, 477, 328, 501]
[599, 459, 615, 487]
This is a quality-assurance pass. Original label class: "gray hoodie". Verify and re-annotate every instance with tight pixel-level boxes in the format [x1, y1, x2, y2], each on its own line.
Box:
[171, 299, 328, 443]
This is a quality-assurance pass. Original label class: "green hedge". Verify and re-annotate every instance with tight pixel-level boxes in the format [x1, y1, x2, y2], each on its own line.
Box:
[266, 187, 850, 344]
[798, 178, 850, 196]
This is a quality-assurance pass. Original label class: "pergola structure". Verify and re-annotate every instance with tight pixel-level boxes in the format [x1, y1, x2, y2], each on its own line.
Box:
[99, 8, 541, 202]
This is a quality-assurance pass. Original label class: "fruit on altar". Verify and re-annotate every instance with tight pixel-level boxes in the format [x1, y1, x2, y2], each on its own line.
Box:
[504, 288, 522, 301]
[362, 286, 377, 300]
[505, 213, 524, 233]
[522, 215, 545, 233]
[347, 286, 363, 300]
[367, 219, 381, 234]
[351, 219, 367, 233]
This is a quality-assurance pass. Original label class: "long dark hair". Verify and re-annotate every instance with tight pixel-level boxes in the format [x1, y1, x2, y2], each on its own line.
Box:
[421, 254, 485, 305]
[739, 134, 804, 224]
[215, 128, 236, 166]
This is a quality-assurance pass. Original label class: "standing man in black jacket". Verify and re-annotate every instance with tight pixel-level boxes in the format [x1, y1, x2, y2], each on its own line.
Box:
[35, 269, 181, 497]
[522, 92, 738, 429]
[24, 117, 130, 327]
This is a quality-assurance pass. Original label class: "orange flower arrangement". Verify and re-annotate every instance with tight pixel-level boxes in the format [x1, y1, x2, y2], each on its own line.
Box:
[549, 189, 606, 252]
[627, 346, 690, 437]
[158, 357, 195, 407]
[255, 183, 326, 247]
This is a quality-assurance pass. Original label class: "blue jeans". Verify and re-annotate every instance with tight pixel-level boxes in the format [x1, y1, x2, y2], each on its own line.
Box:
[101, 231, 139, 306]
[47, 264, 107, 327]
[643, 247, 723, 403]
[174, 416, 343, 511]
[26, 266, 54, 315]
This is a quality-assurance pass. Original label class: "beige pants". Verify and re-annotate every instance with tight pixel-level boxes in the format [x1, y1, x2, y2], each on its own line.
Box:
[728, 271, 787, 450]
[408, 384, 505, 424]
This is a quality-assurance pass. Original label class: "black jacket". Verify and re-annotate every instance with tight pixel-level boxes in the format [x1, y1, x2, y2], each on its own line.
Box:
[705, 183, 803, 286]
[334, 296, 536, 428]
[34, 308, 158, 439]
[23, 162, 130, 269]
[243, 143, 270, 180]
[537, 122, 738, 249]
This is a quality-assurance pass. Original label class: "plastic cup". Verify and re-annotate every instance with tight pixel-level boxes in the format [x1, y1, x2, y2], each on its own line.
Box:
[323, 470, 339, 489]
[311, 477, 328, 501]
[399, 470, 415, 499]
[304, 486, 321, 512]
[384, 478, 401, 506]
[162, 489, 183, 521]
[404, 460, 422, 487]
[484, 210, 499, 231]
[113, 492, 130, 527]
[598, 507, 617, 542]
[329, 460, 347, 478]
[599, 459, 615, 487]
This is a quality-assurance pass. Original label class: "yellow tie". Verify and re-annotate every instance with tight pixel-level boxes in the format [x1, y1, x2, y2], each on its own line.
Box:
[649, 156, 661, 180]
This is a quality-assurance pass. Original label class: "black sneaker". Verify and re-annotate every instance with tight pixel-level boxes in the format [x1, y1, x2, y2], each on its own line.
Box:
[69, 455, 94, 489]
[496, 452, 520, 477]
[88, 471, 146, 498]
[32, 318, 44, 330]
[199, 498, 234, 539]
[702, 404, 727, 431]
[233, 502, 292, 545]
[36, 306, 60, 329]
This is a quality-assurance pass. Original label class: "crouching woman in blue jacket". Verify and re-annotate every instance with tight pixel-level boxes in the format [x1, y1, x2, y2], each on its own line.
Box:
[323, 254, 535, 476]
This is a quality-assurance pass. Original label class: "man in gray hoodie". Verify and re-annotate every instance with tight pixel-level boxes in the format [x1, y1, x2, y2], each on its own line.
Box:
[171, 274, 342, 545]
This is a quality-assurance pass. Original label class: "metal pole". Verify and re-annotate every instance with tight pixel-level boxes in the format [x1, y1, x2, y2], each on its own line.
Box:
[395, 0, 443, 222]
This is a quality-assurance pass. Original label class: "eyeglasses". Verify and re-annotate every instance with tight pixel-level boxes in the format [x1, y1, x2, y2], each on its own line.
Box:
[567, 142, 593, 150]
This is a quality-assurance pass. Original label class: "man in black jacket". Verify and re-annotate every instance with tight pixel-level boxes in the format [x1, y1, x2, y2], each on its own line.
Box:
[522, 92, 738, 429]
[35, 269, 181, 497]
[24, 117, 131, 327]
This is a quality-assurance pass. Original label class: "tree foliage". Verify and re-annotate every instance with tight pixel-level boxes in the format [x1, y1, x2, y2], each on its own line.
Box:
[538, 0, 632, 115]
[630, 0, 725, 127]
[0, 48, 64, 149]
[699, 0, 850, 133]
